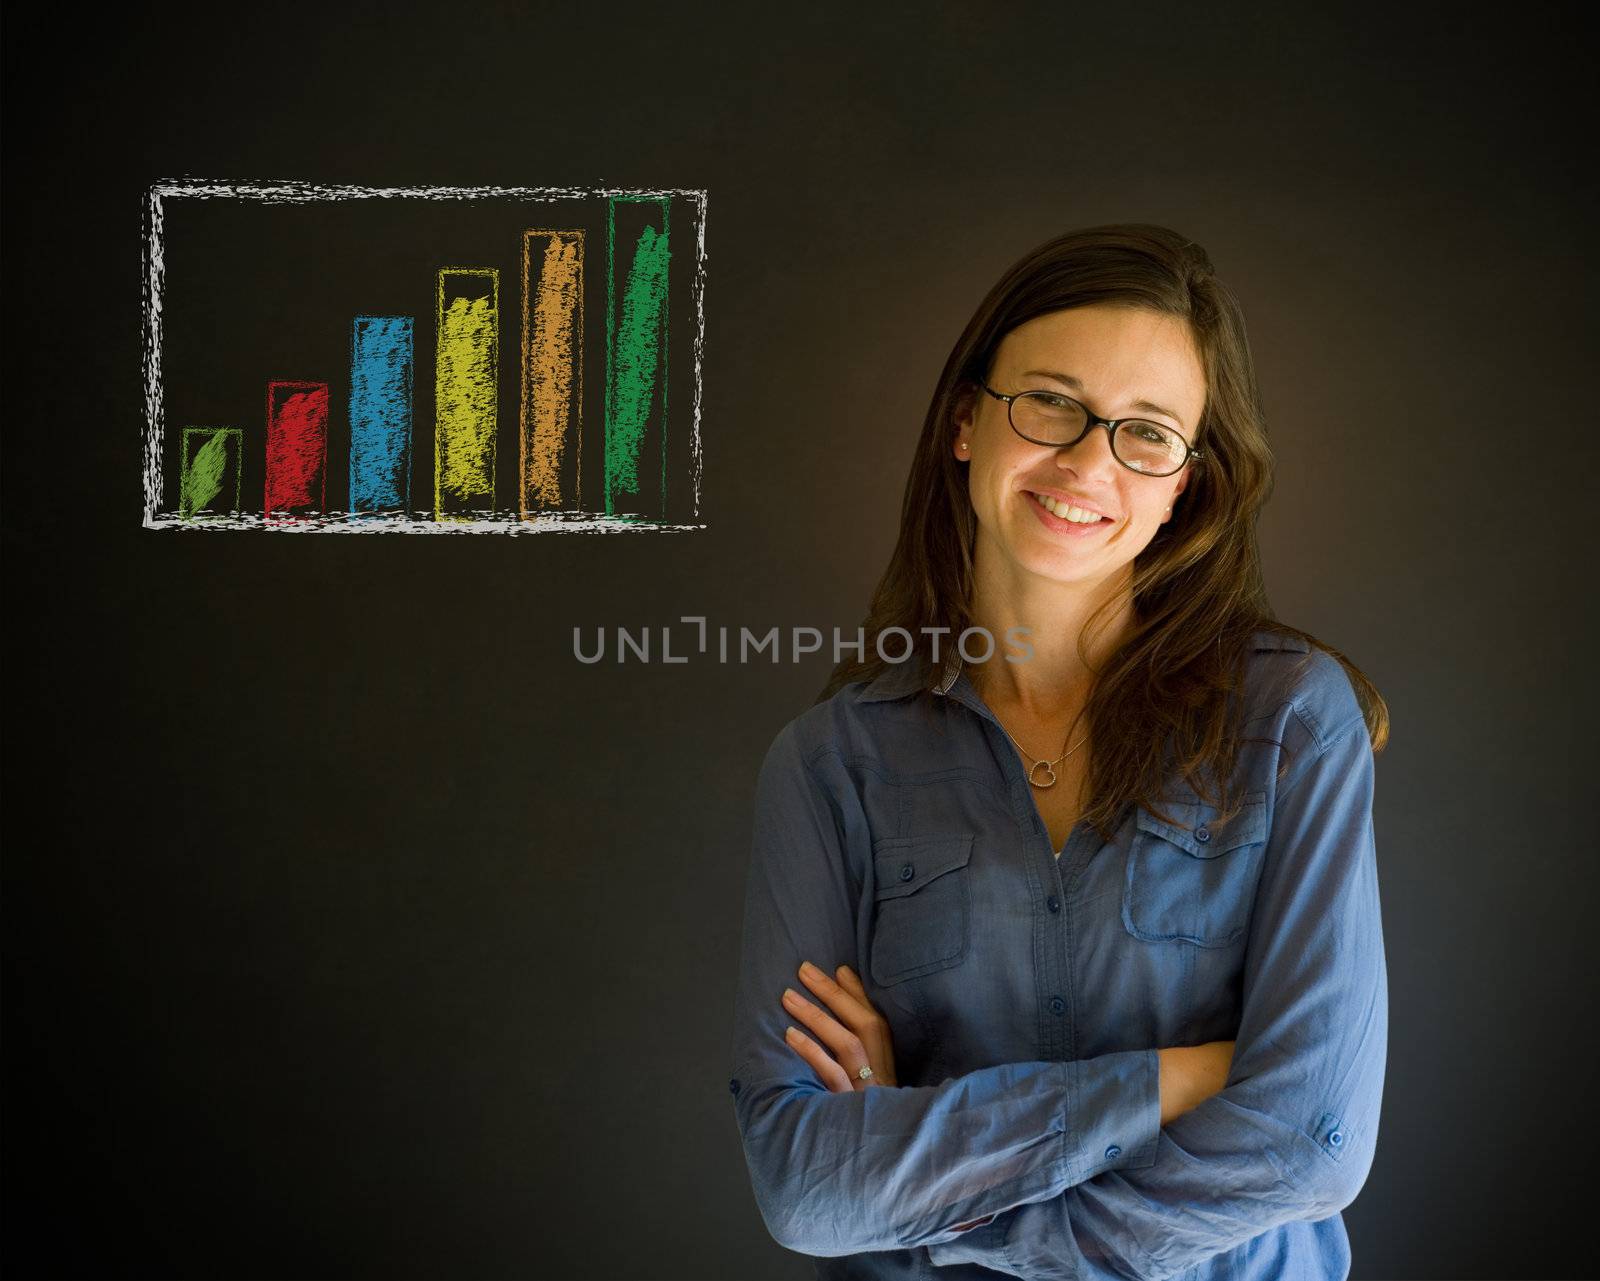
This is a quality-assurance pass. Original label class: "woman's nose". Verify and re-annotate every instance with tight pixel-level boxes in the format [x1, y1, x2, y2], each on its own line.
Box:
[1057, 423, 1120, 474]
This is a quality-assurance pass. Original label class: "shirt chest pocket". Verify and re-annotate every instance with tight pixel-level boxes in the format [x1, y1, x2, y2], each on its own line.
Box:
[868, 834, 973, 987]
[1122, 792, 1269, 947]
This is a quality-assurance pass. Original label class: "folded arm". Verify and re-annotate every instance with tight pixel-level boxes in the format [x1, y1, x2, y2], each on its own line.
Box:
[729, 722, 1164, 1257]
[926, 711, 1390, 1279]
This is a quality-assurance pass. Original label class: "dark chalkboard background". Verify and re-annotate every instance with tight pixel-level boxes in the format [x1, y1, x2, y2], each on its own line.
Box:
[4, 2, 1593, 1277]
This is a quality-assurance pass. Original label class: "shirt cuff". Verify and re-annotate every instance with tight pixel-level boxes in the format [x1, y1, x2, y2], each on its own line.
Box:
[1069, 1047, 1162, 1176]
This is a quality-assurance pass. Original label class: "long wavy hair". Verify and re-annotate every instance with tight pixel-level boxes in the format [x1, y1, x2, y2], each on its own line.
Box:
[815, 223, 1389, 842]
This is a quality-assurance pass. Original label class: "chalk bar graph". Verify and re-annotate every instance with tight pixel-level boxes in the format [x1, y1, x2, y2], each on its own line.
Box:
[144, 181, 707, 534]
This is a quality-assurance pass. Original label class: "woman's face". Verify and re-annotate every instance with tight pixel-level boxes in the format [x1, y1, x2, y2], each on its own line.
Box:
[952, 304, 1206, 590]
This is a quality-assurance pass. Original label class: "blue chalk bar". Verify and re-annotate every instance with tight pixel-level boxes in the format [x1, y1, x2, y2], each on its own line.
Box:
[349, 315, 414, 514]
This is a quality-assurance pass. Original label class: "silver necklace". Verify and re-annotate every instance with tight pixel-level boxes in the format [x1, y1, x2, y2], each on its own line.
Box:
[968, 666, 1088, 788]
[993, 717, 1089, 789]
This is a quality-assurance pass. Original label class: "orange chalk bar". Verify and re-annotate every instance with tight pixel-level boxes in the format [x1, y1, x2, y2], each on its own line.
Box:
[520, 231, 584, 516]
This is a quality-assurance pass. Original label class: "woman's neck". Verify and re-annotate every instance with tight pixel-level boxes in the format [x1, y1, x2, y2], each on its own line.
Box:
[965, 552, 1135, 720]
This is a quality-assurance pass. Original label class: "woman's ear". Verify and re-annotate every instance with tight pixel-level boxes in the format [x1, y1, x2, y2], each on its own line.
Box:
[1160, 463, 1192, 521]
[952, 384, 977, 459]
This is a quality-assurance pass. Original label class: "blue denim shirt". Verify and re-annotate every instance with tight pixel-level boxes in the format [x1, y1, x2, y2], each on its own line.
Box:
[728, 631, 1388, 1280]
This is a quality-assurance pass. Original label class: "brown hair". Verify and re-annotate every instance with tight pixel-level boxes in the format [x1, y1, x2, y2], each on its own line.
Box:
[814, 223, 1389, 842]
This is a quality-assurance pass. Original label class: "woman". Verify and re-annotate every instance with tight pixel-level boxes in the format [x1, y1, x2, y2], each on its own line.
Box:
[728, 224, 1389, 1280]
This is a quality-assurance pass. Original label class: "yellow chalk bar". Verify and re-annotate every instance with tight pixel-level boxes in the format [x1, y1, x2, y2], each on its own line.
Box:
[436, 268, 499, 521]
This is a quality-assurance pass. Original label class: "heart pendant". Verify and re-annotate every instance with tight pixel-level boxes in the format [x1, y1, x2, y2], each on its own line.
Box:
[1028, 760, 1057, 788]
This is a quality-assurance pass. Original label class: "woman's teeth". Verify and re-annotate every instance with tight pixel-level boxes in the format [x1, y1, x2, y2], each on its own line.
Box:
[1031, 492, 1106, 524]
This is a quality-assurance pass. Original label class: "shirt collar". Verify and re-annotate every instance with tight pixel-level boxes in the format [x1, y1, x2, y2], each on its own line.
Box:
[854, 628, 1307, 703]
[856, 651, 962, 703]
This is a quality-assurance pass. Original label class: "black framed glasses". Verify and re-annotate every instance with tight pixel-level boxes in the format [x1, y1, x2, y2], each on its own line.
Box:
[978, 382, 1203, 478]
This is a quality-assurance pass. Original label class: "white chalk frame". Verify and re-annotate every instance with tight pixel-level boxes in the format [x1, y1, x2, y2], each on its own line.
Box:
[140, 178, 708, 534]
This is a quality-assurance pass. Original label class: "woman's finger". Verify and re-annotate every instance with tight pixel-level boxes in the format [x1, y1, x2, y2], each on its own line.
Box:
[795, 962, 880, 1036]
[784, 1025, 853, 1093]
[834, 964, 871, 1001]
[782, 984, 869, 1073]
[835, 963, 898, 1088]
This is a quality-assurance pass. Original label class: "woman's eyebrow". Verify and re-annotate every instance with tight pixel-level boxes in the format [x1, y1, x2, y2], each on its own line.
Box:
[1019, 368, 1184, 428]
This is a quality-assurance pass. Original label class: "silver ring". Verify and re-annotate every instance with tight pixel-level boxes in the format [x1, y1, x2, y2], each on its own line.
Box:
[857, 1065, 873, 1080]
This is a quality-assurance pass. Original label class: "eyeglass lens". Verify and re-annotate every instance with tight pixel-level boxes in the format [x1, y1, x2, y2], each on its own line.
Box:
[1012, 392, 1186, 476]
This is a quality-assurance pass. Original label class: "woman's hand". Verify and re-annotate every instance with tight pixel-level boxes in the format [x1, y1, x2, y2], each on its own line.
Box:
[781, 971, 997, 1231]
[781, 961, 899, 1090]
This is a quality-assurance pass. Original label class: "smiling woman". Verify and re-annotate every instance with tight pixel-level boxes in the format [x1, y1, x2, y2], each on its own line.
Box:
[727, 224, 1391, 1280]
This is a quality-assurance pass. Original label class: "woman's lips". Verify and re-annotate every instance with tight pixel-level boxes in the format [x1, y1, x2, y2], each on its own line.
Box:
[1025, 491, 1113, 537]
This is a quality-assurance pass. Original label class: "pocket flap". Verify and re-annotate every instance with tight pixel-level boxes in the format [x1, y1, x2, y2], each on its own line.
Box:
[1134, 792, 1267, 858]
[871, 834, 974, 900]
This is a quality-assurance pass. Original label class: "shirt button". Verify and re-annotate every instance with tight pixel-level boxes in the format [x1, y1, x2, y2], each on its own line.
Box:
[899, 863, 915, 881]
[1046, 895, 1060, 912]
[1194, 826, 1211, 843]
[1049, 995, 1065, 1015]
[729, 1078, 741, 1096]
[1104, 1144, 1122, 1159]
[1329, 1130, 1343, 1146]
